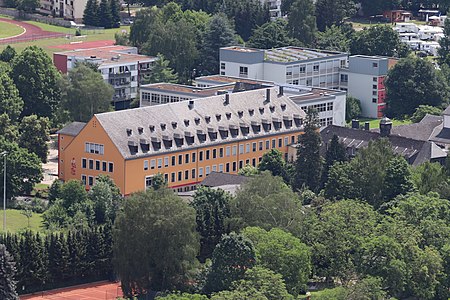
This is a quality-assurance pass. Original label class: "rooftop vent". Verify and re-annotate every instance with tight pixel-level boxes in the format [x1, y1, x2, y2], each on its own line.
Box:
[266, 88, 271, 102]
[149, 125, 155, 132]
[248, 109, 254, 116]
[184, 119, 190, 126]
[188, 100, 195, 110]
[205, 116, 211, 123]
[195, 117, 201, 125]
[281, 103, 286, 111]
[138, 127, 143, 134]
[259, 107, 264, 114]
[279, 86, 284, 96]
[226, 112, 232, 120]
[171, 121, 177, 129]
[216, 114, 222, 121]
[238, 110, 244, 118]
[160, 123, 166, 130]
[126, 128, 132, 136]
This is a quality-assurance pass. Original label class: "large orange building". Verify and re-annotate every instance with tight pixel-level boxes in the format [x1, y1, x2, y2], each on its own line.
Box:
[58, 87, 306, 195]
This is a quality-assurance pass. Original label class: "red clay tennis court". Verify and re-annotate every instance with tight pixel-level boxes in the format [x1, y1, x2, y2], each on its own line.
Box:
[20, 281, 123, 300]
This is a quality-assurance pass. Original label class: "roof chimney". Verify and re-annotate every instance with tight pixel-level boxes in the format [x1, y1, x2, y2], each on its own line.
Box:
[364, 122, 370, 131]
[351, 119, 359, 129]
[188, 100, 194, 110]
[266, 88, 271, 102]
[279, 86, 284, 96]
[224, 94, 230, 105]
[379, 117, 392, 137]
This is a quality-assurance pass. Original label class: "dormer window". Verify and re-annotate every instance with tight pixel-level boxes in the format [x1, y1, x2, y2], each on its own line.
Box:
[185, 131, 195, 145]
[174, 133, 184, 147]
[229, 125, 239, 137]
[273, 117, 282, 130]
[251, 121, 261, 133]
[283, 116, 293, 128]
[219, 126, 228, 139]
[140, 139, 150, 152]
[208, 127, 218, 141]
[293, 114, 303, 127]
[151, 137, 161, 151]
[240, 122, 250, 136]
[128, 140, 138, 154]
[197, 129, 207, 143]
[262, 119, 271, 131]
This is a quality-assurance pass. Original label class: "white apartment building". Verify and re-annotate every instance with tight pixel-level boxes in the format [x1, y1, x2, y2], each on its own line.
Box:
[219, 46, 348, 90]
[39, 0, 88, 22]
[141, 75, 346, 128]
[260, 0, 282, 19]
[54, 46, 157, 110]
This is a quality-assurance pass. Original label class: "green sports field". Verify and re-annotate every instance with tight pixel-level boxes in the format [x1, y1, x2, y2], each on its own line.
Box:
[0, 20, 24, 39]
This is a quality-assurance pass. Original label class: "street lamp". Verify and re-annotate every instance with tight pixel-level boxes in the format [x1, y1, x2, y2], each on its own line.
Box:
[1, 151, 7, 232]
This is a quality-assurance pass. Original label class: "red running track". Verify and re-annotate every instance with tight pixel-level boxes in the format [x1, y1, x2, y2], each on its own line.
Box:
[0, 17, 67, 44]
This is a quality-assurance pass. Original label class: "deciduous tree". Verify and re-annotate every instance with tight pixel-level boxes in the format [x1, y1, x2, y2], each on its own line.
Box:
[286, 0, 316, 46]
[231, 172, 303, 234]
[242, 227, 311, 296]
[18, 114, 50, 163]
[248, 19, 295, 49]
[315, 0, 357, 31]
[114, 188, 198, 296]
[60, 63, 113, 122]
[11, 46, 61, 120]
[385, 57, 448, 118]
[204, 232, 256, 294]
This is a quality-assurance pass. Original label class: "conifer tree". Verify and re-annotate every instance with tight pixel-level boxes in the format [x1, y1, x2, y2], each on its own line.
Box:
[294, 108, 323, 192]
[109, 0, 121, 28]
[98, 0, 113, 28]
[439, 17, 450, 66]
[83, 0, 99, 27]
[0, 243, 19, 299]
[47, 233, 69, 285]
[17, 231, 47, 293]
[321, 134, 347, 186]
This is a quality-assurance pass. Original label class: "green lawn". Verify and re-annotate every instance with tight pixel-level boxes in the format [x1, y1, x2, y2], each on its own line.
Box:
[25, 20, 75, 34]
[353, 118, 412, 129]
[0, 20, 24, 39]
[0, 209, 44, 233]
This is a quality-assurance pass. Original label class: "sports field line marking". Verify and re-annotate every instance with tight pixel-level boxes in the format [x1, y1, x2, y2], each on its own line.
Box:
[0, 20, 26, 40]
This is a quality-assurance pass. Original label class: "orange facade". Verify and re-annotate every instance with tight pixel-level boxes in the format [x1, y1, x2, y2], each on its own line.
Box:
[59, 116, 302, 195]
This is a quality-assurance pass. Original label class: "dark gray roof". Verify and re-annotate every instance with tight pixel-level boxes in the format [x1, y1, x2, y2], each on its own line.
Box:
[371, 114, 443, 142]
[321, 125, 446, 166]
[57, 122, 86, 136]
[201, 172, 249, 187]
[95, 88, 306, 160]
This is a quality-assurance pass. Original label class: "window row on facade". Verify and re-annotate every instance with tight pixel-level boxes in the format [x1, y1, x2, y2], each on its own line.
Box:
[141, 92, 191, 105]
[144, 156, 264, 189]
[81, 158, 114, 173]
[142, 135, 299, 171]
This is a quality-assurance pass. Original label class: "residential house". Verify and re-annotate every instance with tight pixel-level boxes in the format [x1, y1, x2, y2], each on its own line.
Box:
[39, 0, 88, 22]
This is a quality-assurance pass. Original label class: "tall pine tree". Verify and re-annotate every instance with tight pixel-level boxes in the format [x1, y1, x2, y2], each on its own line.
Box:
[201, 13, 237, 75]
[83, 0, 99, 27]
[439, 16, 450, 66]
[0, 244, 19, 299]
[98, 0, 113, 29]
[109, 0, 121, 28]
[294, 108, 323, 192]
[321, 134, 347, 186]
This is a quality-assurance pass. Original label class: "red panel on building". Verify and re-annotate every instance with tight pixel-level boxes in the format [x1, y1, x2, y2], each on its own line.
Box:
[378, 76, 385, 90]
[53, 53, 68, 74]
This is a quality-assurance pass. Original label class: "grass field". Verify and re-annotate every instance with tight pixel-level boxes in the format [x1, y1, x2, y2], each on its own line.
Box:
[0, 20, 24, 39]
[0, 209, 44, 233]
[0, 19, 130, 56]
